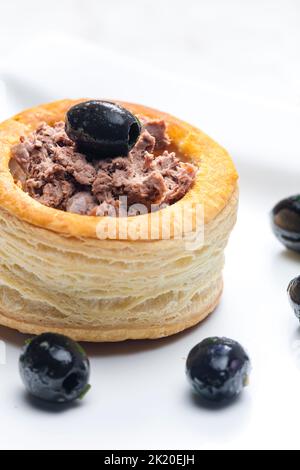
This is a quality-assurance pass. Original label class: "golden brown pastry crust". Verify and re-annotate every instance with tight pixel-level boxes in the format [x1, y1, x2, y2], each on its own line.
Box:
[0, 100, 238, 341]
[0, 99, 238, 240]
[0, 283, 223, 342]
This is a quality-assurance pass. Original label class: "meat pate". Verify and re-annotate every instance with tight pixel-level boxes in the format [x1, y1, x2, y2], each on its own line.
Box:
[11, 118, 197, 216]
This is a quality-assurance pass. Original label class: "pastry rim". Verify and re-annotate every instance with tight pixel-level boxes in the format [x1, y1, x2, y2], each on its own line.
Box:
[0, 99, 238, 240]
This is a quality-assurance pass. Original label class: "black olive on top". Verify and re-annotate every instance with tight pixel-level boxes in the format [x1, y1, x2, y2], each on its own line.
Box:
[65, 100, 141, 159]
[271, 195, 300, 252]
[186, 337, 251, 403]
[19, 333, 90, 404]
[288, 276, 300, 321]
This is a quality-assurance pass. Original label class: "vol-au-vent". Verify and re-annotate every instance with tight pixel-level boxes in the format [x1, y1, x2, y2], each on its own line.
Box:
[0, 99, 238, 341]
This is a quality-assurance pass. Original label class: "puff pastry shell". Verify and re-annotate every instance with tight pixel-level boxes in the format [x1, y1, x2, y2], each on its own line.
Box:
[0, 100, 238, 341]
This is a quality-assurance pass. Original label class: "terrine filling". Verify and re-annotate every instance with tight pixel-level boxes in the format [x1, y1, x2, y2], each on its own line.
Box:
[11, 118, 197, 216]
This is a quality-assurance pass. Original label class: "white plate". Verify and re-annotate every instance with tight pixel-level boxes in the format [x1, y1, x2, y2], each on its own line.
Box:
[0, 34, 300, 450]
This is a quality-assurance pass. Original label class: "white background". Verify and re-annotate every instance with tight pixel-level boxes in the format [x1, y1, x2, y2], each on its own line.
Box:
[0, 0, 299, 451]
[1, 0, 300, 110]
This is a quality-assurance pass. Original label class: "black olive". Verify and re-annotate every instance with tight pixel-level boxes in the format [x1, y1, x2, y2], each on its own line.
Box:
[186, 337, 251, 403]
[288, 276, 300, 321]
[19, 333, 90, 404]
[65, 100, 141, 159]
[271, 195, 300, 252]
